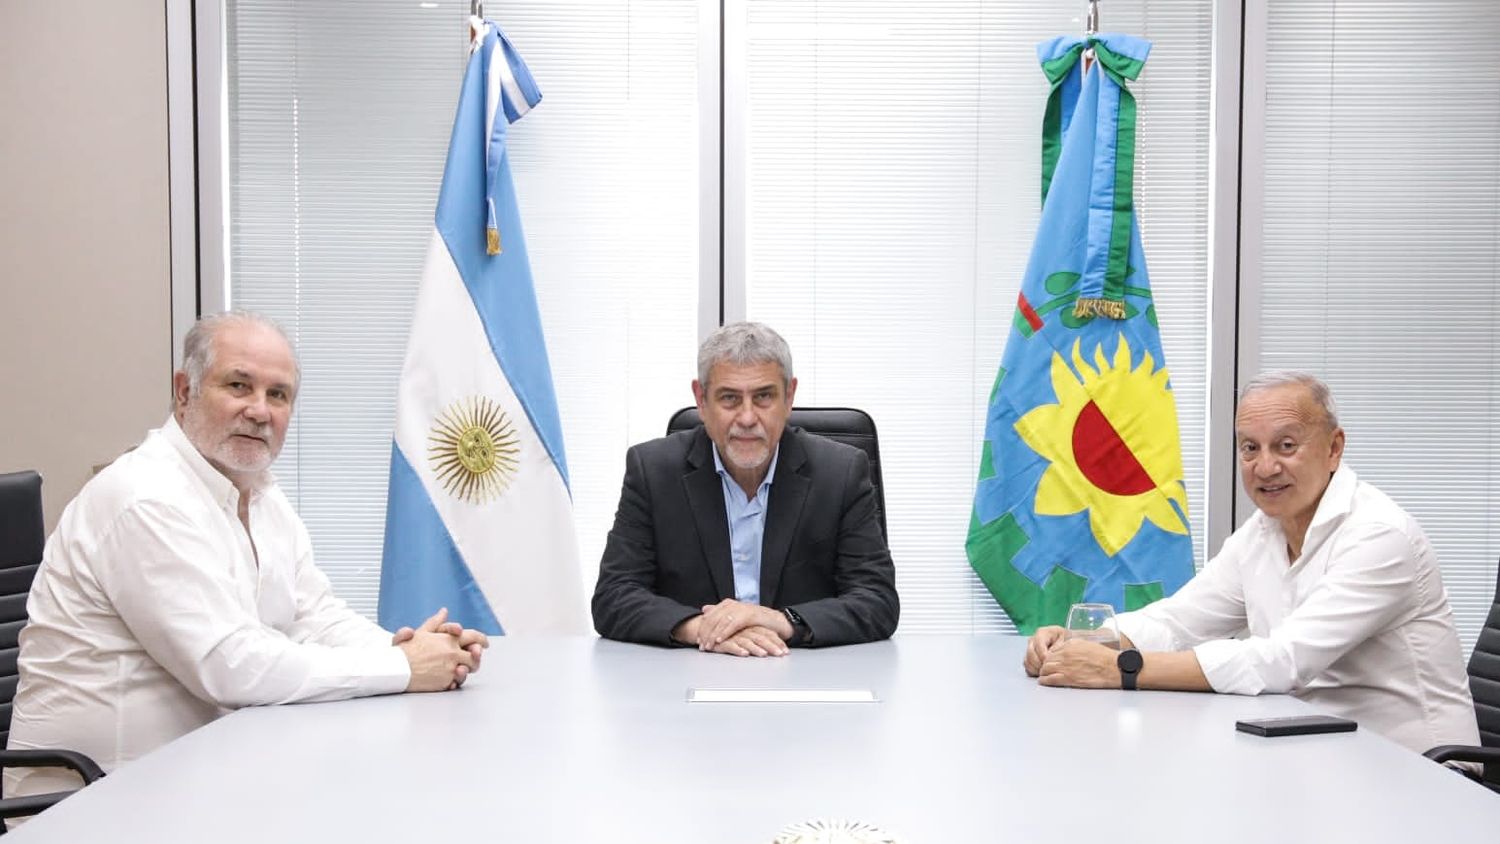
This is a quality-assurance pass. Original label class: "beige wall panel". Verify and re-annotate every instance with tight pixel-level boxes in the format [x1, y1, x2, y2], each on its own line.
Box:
[0, 1, 172, 530]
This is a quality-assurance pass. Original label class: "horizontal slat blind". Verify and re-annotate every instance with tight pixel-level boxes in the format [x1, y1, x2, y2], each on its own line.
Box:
[1257, 0, 1500, 655]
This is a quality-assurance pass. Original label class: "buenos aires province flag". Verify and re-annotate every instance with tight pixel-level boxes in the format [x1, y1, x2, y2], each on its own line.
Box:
[379, 17, 586, 635]
[967, 34, 1194, 634]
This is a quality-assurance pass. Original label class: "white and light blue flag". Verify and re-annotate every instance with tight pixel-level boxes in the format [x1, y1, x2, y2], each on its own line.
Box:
[379, 17, 586, 635]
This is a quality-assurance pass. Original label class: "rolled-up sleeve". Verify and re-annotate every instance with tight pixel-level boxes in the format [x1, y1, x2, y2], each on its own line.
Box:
[1116, 534, 1250, 655]
[95, 502, 410, 709]
[1190, 523, 1417, 695]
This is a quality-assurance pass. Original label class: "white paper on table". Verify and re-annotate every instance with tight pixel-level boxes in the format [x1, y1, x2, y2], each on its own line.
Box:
[687, 688, 880, 703]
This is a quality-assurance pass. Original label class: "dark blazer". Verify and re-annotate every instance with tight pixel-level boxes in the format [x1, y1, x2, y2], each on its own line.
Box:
[592, 425, 899, 647]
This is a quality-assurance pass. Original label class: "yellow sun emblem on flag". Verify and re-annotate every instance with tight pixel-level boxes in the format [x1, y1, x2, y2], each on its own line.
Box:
[1015, 336, 1189, 556]
[428, 396, 520, 505]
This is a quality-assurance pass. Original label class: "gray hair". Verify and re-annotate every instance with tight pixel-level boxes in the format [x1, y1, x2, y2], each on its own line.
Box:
[177, 310, 300, 405]
[1239, 370, 1338, 430]
[697, 322, 794, 389]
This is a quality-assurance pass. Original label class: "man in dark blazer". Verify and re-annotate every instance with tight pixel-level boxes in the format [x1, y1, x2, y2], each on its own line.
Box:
[592, 322, 899, 654]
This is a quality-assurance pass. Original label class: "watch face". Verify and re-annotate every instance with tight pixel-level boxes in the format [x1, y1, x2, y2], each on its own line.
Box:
[1117, 648, 1144, 673]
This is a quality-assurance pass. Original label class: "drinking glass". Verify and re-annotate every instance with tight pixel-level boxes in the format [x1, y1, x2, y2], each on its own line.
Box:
[1064, 602, 1120, 650]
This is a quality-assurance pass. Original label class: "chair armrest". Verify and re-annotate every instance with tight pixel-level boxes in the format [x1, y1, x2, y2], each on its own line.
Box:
[0, 749, 106, 783]
[0, 789, 87, 820]
[1423, 744, 1500, 767]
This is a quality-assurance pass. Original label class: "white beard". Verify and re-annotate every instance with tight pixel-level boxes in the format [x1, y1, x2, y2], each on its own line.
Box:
[181, 401, 277, 476]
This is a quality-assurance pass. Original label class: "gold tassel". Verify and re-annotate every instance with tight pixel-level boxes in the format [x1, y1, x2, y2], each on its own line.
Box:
[1072, 298, 1126, 320]
[486, 226, 502, 256]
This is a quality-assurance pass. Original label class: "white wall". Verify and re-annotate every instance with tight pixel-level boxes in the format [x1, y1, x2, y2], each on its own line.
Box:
[0, 1, 172, 530]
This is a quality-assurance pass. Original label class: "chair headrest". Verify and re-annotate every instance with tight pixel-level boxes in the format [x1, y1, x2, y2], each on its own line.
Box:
[0, 471, 45, 569]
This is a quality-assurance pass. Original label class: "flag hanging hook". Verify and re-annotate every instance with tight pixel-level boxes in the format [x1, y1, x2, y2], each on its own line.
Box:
[467, 1, 486, 55]
[1082, 0, 1099, 71]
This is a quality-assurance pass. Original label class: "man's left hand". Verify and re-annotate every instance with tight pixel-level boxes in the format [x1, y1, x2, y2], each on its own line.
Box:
[1037, 639, 1123, 689]
[392, 617, 490, 690]
[439, 622, 489, 688]
[696, 599, 793, 649]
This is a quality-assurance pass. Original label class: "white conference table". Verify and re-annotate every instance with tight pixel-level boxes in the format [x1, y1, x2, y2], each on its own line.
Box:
[10, 635, 1500, 842]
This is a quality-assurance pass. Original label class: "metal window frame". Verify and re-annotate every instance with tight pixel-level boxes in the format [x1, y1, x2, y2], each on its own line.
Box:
[1229, 0, 1267, 532]
[1207, 0, 1251, 552]
[700, 1, 729, 340]
[718, 0, 748, 331]
[166, 0, 228, 367]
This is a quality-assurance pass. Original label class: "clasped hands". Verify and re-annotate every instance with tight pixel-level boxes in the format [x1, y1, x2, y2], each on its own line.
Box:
[673, 599, 795, 658]
[393, 607, 490, 692]
[1023, 625, 1122, 689]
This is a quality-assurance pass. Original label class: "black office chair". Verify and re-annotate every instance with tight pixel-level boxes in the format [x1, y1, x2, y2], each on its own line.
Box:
[0, 471, 104, 831]
[1424, 557, 1500, 794]
[666, 406, 887, 540]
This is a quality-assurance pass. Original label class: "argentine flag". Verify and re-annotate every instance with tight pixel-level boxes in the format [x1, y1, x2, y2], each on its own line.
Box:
[379, 17, 586, 635]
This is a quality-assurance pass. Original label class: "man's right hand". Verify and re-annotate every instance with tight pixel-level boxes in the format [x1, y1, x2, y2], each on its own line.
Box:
[398, 608, 476, 692]
[695, 599, 793, 648]
[1024, 625, 1067, 677]
[672, 616, 788, 657]
[709, 624, 788, 657]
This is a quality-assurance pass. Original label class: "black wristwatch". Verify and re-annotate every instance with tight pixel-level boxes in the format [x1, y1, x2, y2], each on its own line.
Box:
[1117, 648, 1143, 690]
[783, 606, 811, 646]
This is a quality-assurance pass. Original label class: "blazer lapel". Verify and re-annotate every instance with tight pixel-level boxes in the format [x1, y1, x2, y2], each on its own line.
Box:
[760, 427, 810, 606]
[682, 429, 735, 600]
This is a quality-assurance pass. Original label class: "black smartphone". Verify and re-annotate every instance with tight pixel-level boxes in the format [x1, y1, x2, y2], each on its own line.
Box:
[1235, 715, 1358, 737]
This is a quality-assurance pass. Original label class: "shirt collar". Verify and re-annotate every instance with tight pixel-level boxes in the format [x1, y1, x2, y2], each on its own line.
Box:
[1307, 463, 1359, 530]
[711, 440, 780, 497]
[160, 414, 272, 509]
[1255, 463, 1359, 547]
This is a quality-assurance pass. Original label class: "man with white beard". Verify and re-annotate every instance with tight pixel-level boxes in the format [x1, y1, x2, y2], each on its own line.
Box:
[6, 312, 488, 803]
[591, 321, 899, 655]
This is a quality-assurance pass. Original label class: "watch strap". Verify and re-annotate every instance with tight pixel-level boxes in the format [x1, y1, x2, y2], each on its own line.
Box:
[1117, 647, 1143, 690]
[783, 606, 811, 646]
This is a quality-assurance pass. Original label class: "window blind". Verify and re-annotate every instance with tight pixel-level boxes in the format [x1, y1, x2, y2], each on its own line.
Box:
[736, 0, 1214, 633]
[1255, 0, 1500, 654]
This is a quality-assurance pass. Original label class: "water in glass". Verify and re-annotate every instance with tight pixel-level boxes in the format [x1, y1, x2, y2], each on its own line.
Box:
[1064, 602, 1120, 650]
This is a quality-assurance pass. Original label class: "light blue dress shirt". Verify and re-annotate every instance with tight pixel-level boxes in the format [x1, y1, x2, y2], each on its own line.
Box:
[711, 445, 780, 605]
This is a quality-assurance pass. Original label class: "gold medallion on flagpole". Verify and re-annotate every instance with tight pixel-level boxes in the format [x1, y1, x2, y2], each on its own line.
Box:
[428, 396, 519, 504]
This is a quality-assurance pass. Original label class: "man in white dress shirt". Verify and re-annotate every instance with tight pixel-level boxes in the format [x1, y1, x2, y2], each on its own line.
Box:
[1024, 371, 1479, 756]
[6, 311, 489, 801]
